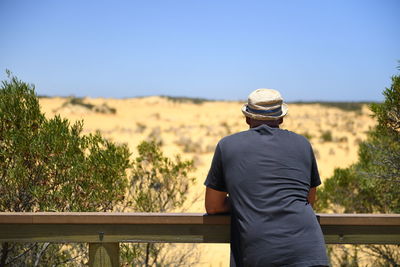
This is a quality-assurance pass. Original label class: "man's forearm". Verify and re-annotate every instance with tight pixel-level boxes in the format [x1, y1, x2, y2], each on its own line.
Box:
[206, 197, 231, 214]
[205, 187, 231, 214]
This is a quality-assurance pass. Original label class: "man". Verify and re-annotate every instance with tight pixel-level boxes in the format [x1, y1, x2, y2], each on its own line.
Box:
[204, 89, 329, 267]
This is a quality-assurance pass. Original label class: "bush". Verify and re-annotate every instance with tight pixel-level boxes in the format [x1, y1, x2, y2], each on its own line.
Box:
[0, 72, 130, 265]
[316, 66, 400, 265]
[130, 140, 195, 212]
[61, 97, 117, 114]
[320, 130, 333, 142]
[123, 140, 196, 266]
[0, 72, 198, 266]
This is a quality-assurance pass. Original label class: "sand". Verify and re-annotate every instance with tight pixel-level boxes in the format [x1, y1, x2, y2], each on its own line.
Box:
[39, 96, 376, 266]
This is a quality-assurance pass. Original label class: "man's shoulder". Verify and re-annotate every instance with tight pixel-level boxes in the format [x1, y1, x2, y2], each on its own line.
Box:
[279, 128, 312, 146]
[219, 129, 251, 143]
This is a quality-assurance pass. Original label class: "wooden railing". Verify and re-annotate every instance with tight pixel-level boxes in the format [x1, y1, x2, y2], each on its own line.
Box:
[1, 213, 399, 266]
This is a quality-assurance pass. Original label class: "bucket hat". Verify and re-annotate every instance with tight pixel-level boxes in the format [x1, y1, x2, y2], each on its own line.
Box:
[241, 88, 288, 120]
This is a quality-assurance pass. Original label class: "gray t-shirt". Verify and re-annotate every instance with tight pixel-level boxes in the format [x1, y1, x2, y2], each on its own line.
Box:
[205, 125, 329, 267]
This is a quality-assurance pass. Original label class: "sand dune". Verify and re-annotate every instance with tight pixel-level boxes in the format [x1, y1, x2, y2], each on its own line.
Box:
[39, 96, 376, 266]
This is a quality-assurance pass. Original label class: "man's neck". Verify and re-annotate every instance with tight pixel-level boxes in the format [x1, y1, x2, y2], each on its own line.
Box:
[250, 123, 280, 129]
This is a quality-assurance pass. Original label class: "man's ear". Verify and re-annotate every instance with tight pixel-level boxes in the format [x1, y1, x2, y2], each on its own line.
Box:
[246, 117, 251, 126]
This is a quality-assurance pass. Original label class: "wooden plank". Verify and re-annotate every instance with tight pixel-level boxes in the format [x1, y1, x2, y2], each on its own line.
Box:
[319, 214, 400, 225]
[324, 235, 400, 244]
[0, 212, 230, 225]
[321, 225, 400, 244]
[0, 224, 230, 243]
[0, 213, 399, 244]
[0, 213, 33, 224]
[89, 243, 119, 267]
[0, 223, 398, 244]
[1, 212, 399, 225]
[0, 213, 397, 226]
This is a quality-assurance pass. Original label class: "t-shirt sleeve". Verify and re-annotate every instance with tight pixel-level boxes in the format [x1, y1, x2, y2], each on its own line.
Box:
[310, 146, 321, 188]
[204, 143, 227, 192]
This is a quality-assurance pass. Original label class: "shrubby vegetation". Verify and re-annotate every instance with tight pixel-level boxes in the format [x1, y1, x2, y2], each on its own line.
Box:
[129, 140, 195, 213]
[315, 66, 400, 266]
[122, 140, 196, 266]
[60, 97, 117, 114]
[0, 72, 196, 266]
[0, 72, 131, 214]
[0, 72, 130, 265]
[290, 101, 371, 112]
[161, 95, 212, 105]
[320, 130, 333, 142]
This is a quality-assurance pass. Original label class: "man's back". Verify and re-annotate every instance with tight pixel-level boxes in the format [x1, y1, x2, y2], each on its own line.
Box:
[205, 125, 329, 267]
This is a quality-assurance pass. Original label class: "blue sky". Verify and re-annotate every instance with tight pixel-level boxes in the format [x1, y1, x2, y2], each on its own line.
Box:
[0, 0, 399, 101]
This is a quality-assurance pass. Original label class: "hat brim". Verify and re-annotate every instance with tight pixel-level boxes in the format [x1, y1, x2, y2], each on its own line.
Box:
[241, 103, 288, 120]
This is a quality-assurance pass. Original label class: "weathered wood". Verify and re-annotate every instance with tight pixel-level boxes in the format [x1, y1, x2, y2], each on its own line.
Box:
[318, 213, 400, 225]
[89, 243, 119, 267]
[0, 224, 230, 243]
[1, 212, 399, 225]
[0, 212, 230, 225]
[0, 213, 399, 244]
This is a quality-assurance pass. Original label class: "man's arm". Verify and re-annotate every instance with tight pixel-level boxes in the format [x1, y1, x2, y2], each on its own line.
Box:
[205, 187, 231, 214]
[307, 187, 317, 207]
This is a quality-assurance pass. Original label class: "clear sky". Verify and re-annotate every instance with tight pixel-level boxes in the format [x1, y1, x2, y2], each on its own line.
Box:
[0, 0, 399, 101]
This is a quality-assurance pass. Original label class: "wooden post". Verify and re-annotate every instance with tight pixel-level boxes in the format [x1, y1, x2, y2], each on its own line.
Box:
[89, 243, 119, 267]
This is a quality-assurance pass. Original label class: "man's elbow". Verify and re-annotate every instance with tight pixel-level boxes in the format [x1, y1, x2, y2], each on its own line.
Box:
[205, 201, 230, 214]
[205, 206, 221, 215]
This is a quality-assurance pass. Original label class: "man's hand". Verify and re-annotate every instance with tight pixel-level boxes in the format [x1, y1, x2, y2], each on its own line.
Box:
[205, 187, 231, 214]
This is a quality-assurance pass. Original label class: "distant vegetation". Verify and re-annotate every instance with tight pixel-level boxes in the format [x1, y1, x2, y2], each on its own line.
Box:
[61, 97, 117, 114]
[320, 130, 333, 142]
[163, 98, 372, 111]
[41, 94, 373, 113]
[161, 95, 214, 105]
[289, 101, 374, 112]
[37, 94, 52, 98]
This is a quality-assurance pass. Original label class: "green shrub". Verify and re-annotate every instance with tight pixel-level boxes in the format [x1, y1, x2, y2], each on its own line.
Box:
[62, 97, 117, 114]
[0, 72, 130, 265]
[123, 139, 196, 266]
[0, 72, 199, 266]
[316, 66, 400, 265]
[320, 130, 333, 142]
